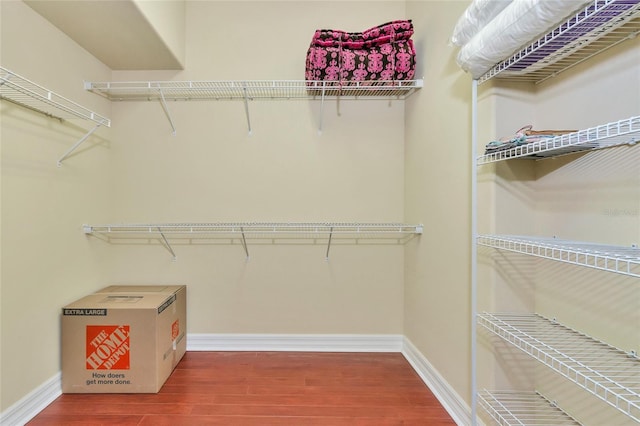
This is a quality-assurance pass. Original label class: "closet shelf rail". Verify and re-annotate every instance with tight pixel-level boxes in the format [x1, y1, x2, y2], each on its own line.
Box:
[84, 80, 423, 101]
[477, 235, 640, 277]
[478, 390, 581, 425]
[84, 79, 423, 134]
[83, 222, 424, 260]
[478, 116, 640, 164]
[0, 66, 111, 166]
[478, 312, 640, 422]
[479, 0, 640, 84]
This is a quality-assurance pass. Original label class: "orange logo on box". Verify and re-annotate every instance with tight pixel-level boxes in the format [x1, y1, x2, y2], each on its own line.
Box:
[171, 319, 179, 340]
[86, 325, 130, 370]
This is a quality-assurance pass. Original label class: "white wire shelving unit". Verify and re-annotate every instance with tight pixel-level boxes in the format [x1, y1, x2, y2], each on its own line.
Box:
[477, 313, 640, 423]
[478, 116, 640, 164]
[478, 0, 640, 85]
[0, 66, 111, 166]
[84, 79, 423, 134]
[477, 235, 640, 278]
[468, 1, 640, 425]
[83, 222, 423, 260]
[478, 390, 582, 425]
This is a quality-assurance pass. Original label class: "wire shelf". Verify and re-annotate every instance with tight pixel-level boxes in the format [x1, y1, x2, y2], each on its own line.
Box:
[478, 390, 582, 425]
[478, 0, 640, 84]
[83, 222, 423, 259]
[478, 312, 640, 422]
[84, 79, 423, 101]
[84, 222, 423, 237]
[477, 235, 640, 278]
[0, 66, 110, 126]
[478, 116, 640, 164]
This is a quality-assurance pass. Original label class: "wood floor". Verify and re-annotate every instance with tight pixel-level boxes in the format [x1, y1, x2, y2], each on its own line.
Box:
[28, 352, 456, 425]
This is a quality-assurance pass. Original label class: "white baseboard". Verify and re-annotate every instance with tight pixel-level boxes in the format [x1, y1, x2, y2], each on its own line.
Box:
[1, 334, 469, 426]
[0, 372, 61, 426]
[187, 333, 404, 352]
[401, 337, 472, 426]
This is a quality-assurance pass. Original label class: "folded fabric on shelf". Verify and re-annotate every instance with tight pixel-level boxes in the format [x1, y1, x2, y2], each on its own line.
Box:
[484, 125, 577, 155]
[450, 0, 513, 46]
[456, 0, 592, 79]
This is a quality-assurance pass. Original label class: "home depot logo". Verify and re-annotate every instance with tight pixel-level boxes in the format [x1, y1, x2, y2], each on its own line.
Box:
[171, 319, 179, 341]
[86, 325, 130, 370]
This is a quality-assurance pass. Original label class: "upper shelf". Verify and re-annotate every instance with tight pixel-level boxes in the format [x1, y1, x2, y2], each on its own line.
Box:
[479, 0, 640, 84]
[478, 116, 640, 164]
[0, 66, 111, 166]
[477, 234, 640, 278]
[85, 79, 422, 134]
[1, 66, 110, 126]
[84, 79, 424, 102]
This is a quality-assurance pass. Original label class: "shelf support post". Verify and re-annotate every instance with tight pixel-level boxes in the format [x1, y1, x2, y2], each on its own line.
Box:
[242, 84, 252, 135]
[157, 227, 177, 261]
[57, 123, 101, 166]
[325, 226, 333, 260]
[470, 78, 479, 426]
[240, 226, 250, 259]
[158, 89, 177, 136]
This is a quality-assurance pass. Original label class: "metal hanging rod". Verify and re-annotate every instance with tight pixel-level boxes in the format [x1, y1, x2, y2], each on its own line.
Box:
[83, 222, 423, 260]
[1, 66, 111, 166]
[85, 79, 423, 134]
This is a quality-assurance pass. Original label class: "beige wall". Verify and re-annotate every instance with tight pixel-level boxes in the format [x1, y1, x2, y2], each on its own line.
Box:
[133, 0, 186, 68]
[104, 1, 408, 335]
[0, 1, 113, 410]
[404, 0, 473, 405]
[1, 0, 413, 411]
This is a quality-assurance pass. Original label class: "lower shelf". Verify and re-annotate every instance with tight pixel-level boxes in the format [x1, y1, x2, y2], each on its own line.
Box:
[83, 222, 423, 260]
[478, 312, 640, 423]
[477, 235, 640, 278]
[478, 390, 580, 425]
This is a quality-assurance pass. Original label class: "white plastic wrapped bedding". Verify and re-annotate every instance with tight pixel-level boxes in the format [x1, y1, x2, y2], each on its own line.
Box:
[456, 0, 593, 79]
[450, 0, 513, 46]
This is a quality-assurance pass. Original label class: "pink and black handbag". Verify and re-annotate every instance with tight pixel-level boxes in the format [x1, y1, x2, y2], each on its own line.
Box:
[305, 20, 416, 82]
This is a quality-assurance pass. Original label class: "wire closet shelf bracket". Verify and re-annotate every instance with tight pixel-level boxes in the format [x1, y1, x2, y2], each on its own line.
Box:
[0, 66, 111, 166]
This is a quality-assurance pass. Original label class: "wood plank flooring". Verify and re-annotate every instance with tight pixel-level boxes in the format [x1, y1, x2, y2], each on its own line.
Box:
[27, 352, 456, 425]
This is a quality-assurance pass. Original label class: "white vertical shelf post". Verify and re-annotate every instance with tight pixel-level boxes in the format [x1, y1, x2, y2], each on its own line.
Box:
[470, 78, 479, 426]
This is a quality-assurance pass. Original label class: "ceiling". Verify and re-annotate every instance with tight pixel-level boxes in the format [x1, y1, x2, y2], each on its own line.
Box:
[24, 0, 184, 70]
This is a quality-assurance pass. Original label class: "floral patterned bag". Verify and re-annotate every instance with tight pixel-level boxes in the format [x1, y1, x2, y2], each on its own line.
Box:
[305, 20, 416, 82]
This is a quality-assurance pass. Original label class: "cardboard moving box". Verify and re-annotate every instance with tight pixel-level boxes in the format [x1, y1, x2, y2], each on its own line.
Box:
[62, 285, 186, 393]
